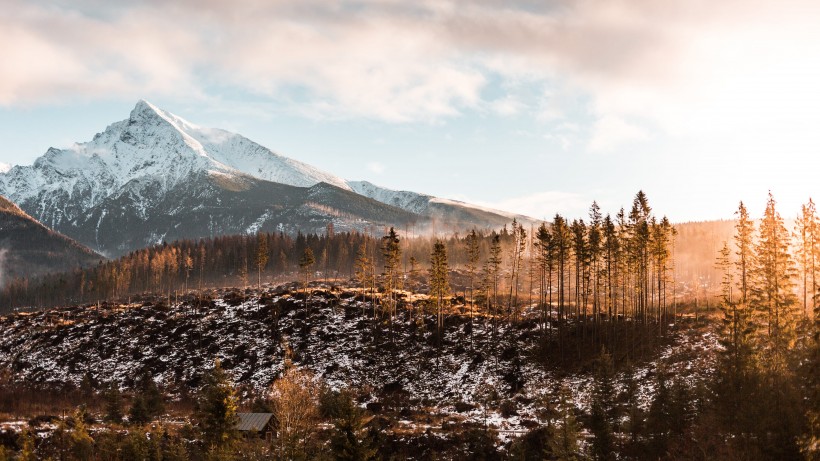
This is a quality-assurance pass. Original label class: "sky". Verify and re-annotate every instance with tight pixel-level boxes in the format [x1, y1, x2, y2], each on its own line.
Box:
[1, 0, 820, 223]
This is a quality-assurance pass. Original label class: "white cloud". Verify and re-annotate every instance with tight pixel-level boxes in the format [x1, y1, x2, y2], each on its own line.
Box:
[477, 190, 593, 220]
[490, 95, 524, 116]
[366, 161, 385, 174]
[587, 115, 648, 153]
[3, 0, 820, 160]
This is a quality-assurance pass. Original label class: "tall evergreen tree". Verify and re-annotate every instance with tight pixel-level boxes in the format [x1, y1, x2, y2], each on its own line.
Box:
[536, 223, 555, 339]
[589, 349, 617, 461]
[589, 202, 604, 328]
[487, 234, 503, 336]
[255, 232, 269, 290]
[353, 243, 375, 307]
[465, 229, 481, 333]
[549, 386, 582, 461]
[735, 201, 755, 307]
[750, 192, 798, 376]
[329, 390, 375, 461]
[507, 219, 527, 320]
[429, 240, 450, 340]
[299, 247, 316, 310]
[103, 384, 124, 424]
[794, 198, 818, 318]
[381, 227, 402, 322]
[195, 360, 239, 450]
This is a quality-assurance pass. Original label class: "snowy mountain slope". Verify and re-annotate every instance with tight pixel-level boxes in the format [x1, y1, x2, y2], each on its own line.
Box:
[0, 100, 350, 228]
[0, 101, 530, 256]
[348, 180, 537, 228]
[62, 173, 419, 256]
[347, 180, 433, 214]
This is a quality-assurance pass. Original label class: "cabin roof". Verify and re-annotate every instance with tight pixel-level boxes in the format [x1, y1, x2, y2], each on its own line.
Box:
[236, 412, 274, 432]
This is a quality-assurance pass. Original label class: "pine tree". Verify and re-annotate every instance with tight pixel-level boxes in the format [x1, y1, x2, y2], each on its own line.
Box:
[238, 255, 249, 288]
[487, 233, 503, 336]
[138, 372, 165, 421]
[589, 349, 617, 461]
[465, 229, 481, 338]
[299, 247, 315, 310]
[195, 360, 239, 449]
[713, 238, 756, 433]
[646, 368, 673, 457]
[255, 232, 269, 290]
[329, 390, 375, 461]
[735, 201, 754, 306]
[129, 394, 150, 425]
[103, 384, 124, 424]
[750, 192, 798, 376]
[570, 219, 588, 323]
[507, 219, 527, 320]
[629, 191, 652, 324]
[536, 223, 555, 340]
[603, 214, 620, 327]
[429, 240, 450, 341]
[381, 227, 401, 322]
[621, 371, 644, 455]
[353, 243, 374, 307]
[549, 385, 581, 461]
[795, 198, 818, 318]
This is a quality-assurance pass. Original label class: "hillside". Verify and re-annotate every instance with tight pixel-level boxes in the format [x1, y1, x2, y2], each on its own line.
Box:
[0, 195, 100, 284]
[0, 284, 717, 437]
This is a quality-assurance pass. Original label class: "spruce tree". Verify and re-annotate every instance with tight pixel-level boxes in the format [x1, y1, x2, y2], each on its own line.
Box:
[195, 360, 239, 449]
[589, 349, 617, 461]
[713, 239, 755, 432]
[536, 223, 555, 339]
[129, 394, 150, 425]
[549, 385, 581, 461]
[794, 198, 818, 318]
[381, 227, 401, 322]
[330, 390, 375, 461]
[353, 243, 374, 306]
[465, 229, 481, 338]
[750, 192, 798, 376]
[255, 232, 269, 290]
[103, 384, 124, 424]
[734, 201, 754, 306]
[487, 234, 503, 337]
[299, 247, 315, 310]
[429, 240, 450, 341]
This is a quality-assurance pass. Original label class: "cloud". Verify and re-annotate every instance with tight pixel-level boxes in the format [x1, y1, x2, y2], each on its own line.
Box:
[3, 0, 820, 157]
[366, 161, 385, 174]
[477, 190, 593, 220]
[587, 115, 648, 152]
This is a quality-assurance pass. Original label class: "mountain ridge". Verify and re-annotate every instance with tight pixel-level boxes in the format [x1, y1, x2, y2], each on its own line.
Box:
[0, 101, 533, 256]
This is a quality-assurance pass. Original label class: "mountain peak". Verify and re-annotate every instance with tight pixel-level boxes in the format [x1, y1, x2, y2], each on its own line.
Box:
[130, 99, 161, 119]
[129, 99, 200, 133]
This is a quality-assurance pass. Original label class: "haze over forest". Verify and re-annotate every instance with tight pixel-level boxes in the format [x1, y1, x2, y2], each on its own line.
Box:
[0, 1, 818, 460]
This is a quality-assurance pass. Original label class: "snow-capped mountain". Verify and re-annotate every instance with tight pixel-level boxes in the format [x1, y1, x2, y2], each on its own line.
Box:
[0, 101, 529, 256]
[347, 180, 534, 227]
[0, 100, 349, 226]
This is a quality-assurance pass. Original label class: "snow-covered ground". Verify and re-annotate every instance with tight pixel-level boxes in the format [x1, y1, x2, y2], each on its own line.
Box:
[0, 286, 718, 436]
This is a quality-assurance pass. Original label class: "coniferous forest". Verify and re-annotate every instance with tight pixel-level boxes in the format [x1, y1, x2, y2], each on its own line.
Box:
[0, 191, 816, 460]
